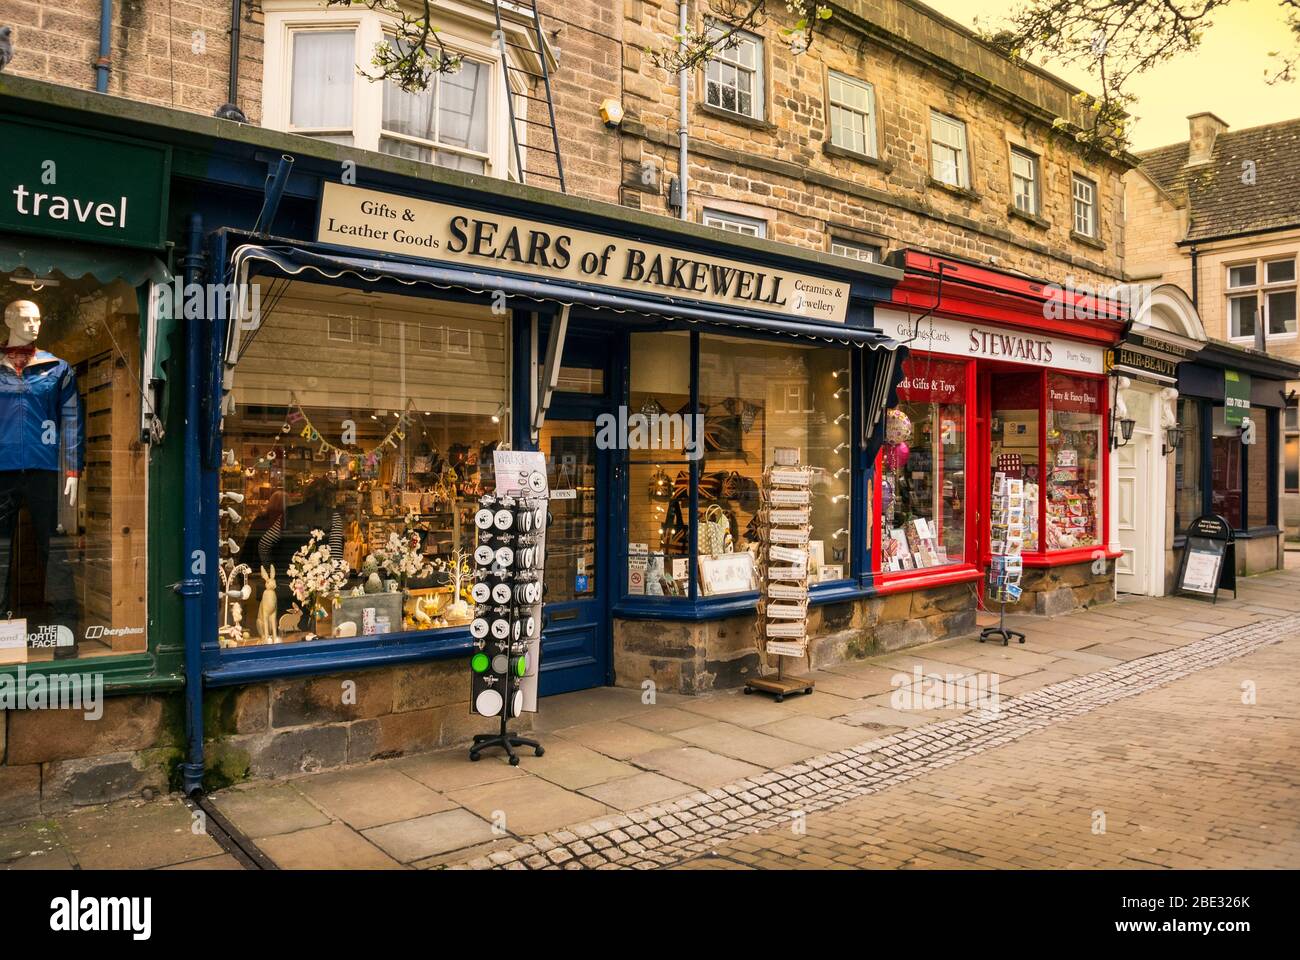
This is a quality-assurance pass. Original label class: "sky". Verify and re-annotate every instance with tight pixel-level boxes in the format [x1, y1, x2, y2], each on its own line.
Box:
[922, 0, 1300, 151]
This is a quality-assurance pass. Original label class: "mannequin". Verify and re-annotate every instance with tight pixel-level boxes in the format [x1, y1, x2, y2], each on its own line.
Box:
[1, 300, 85, 658]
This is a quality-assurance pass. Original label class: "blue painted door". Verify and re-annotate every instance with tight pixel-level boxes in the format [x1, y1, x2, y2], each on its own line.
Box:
[537, 418, 611, 695]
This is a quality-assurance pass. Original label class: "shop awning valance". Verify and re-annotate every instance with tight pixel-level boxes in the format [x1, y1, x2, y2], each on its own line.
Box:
[226, 243, 901, 351]
[222, 242, 906, 456]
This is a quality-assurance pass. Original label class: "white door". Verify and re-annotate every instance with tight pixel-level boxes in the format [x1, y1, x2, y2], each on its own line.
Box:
[1116, 386, 1154, 595]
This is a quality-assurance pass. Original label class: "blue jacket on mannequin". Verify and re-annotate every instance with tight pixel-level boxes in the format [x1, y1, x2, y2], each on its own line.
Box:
[0, 349, 85, 474]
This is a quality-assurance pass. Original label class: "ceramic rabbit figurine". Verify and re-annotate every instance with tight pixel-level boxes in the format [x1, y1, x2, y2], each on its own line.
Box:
[257, 565, 279, 643]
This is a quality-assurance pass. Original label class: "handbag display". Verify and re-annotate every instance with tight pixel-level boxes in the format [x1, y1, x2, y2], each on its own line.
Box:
[699, 504, 735, 556]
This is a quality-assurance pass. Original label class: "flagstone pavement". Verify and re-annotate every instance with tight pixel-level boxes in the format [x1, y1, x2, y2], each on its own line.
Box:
[3, 559, 1298, 871]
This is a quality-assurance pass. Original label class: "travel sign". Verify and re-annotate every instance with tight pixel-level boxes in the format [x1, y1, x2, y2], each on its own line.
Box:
[317, 182, 852, 323]
[0, 117, 170, 249]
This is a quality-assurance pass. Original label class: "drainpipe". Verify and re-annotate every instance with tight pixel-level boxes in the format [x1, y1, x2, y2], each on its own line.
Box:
[95, 0, 112, 92]
[180, 213, 206, 797]
[252, 155, 295, 237]
[1189, 245, 1199, 311]
[228, 0, 242, 105]
[677, 0, 688, 221]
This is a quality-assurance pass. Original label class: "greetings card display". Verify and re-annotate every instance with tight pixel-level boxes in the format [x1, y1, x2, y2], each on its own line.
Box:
[981, 471, 1026, 646]
[756, 463, 813, 659]
[468, 495, 546, 722]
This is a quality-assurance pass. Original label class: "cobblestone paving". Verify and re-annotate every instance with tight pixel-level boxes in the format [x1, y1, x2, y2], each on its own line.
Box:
[449, 613, 1300, 870]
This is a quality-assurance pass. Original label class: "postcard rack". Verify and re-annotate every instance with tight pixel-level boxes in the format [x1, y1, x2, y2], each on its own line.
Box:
[745, 453, 815, 702]
[980, 470, 1027, 646]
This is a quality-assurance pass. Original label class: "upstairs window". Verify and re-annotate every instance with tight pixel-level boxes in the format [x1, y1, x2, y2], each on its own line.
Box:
[1010, 148, 1039, 215]
[381, 58, 491, 173]
[830, 239, 881, 263]
[828, 71, 876, 157]
[289, 30, 356, 145]
[929, 111, 969, 189]
[705, 26, 764, 120]
[1228, 256, 1297, 340]
[703, 209, 767, 237]
[1072, 174, 1097, 237]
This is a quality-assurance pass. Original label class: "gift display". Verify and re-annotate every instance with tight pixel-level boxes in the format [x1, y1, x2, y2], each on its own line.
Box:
[981, 472, 1027, 646]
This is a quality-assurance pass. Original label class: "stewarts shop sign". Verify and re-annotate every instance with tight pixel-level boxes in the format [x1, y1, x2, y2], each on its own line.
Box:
[317, 182, 852, 323]
[875, 308, 1104, 374]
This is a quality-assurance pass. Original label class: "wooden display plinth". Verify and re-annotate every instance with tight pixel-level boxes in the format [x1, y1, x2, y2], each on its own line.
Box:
[744, 673, 814, 703]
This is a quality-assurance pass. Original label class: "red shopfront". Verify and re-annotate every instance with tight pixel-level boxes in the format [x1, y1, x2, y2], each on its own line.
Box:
[873, 251, 1126, 615]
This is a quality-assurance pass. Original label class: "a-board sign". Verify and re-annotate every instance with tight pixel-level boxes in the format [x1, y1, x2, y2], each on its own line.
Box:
[1175, 514, 1236, 603]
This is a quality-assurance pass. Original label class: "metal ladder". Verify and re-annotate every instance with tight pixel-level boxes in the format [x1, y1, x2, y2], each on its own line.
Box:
[492, 0, 566, 192]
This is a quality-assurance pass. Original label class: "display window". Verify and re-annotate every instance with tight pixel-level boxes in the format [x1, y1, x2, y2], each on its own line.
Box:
[696, 334, 852, 594]
[1, 276, 148, 663]
[1211, 406, 1243, 529]
[1045, 373, 1104, 549]
[623, 331, 853, 599]
[218, 279, 508, 647]
[1246, 408, 1275, 529]
[879, 356, 968, 572]
[988, 371, 1041, 554]
[1174, 397, 1204, 536]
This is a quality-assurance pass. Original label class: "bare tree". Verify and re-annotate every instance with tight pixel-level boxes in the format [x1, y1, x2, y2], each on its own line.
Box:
[647, 1, 833, 74]
[325, 0, 463, 91]
[977, 0, 1300, 156]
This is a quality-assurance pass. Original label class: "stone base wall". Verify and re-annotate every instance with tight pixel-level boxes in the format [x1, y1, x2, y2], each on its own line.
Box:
[0, 658, 516, 823]
[614, 564, 1111, 696]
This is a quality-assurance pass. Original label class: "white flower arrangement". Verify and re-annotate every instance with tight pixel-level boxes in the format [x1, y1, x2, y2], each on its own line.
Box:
[287, 529, 349, 622]
[376, 529, 433, 588]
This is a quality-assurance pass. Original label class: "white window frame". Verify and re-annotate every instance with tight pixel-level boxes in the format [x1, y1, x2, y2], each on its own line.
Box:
[830, 239, 880, 263]
[929, 110, 969, 189]
[1227, 255, 1298, 342]
[702, 208, 767, 238]
[1072, 174, 1098, 238]
[1010, 147, 1039, 216]
[262, 2, 519, 179]
[378, 50, 494, 173]
[704, 25, 764, 121]
[827, 71, 877, 157]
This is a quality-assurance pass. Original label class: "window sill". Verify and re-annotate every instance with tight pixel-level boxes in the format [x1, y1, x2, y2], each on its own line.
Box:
[699, 102, 776, 132]
[1070, 230, 1106, 251]
[823, 141, 891, 172]
[613, 579, 869, 621]
[203, 627, 473, 686]
[874, 563, 983, 594]
[1022, 546, 1120, 567]
[927, 176, 980, 203]
[1008, 205, 1051, 231]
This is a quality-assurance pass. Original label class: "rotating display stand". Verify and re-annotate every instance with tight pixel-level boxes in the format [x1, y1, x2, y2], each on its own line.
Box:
[980, 471, 1026, 647]
[745, 452, 815, 702]
[468, 492, 549, 765]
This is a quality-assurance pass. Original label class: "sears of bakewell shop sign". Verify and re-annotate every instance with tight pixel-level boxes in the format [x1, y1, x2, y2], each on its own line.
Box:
[876, 308, 1104, 374]
[317, 182, 851, 322]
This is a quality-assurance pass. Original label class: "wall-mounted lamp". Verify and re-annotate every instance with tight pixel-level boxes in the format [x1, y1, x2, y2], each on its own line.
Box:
[833, 442, 850, 455]
[833, 386, 850, 399]
[599, 98, 625, 128]
[832, 368, 850, 379]
[491, 402, 506, 425]
[833, 413, 850, 425]
[1109, 412, 1136, 450]
[832, 466, 851, 479]
[1162, 423, 1183, 457]
[831, 494, 848, 504]
[830, 528, 849, 540]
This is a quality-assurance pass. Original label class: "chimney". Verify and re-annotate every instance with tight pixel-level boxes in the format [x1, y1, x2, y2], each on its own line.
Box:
[1186, 112, 1229, 166]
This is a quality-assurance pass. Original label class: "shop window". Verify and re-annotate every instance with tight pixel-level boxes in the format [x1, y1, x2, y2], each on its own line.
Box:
[929, 111, 969, 189]
[1174, 397, 1204, 535]
[828, 71, 877, 157]
[1045, 373, 1104, 549]
[289, 30, 357, 144]
[1211, 406, 1243, 529]
[1246, 409, 1274, 529]
[880, 357, 968, 572]
[626, 332, 693, 598]
[380, 57, 491, 173]
[704, 25, 764, 120]
[1010, 148, 1039, 215]
[1, 278, 148, 663]
[989, 372, 1041, 553]
[1285, 401, 1299, 495]
[1072, 174, 1097, 238]
[218, 279, 508, 647]
[696, 335, 852, 594]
